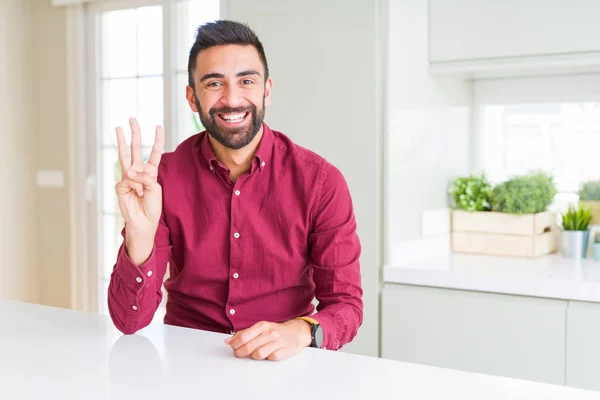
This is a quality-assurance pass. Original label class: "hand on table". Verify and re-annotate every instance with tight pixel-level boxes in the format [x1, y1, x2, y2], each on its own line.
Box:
[225, 320, 312, 361]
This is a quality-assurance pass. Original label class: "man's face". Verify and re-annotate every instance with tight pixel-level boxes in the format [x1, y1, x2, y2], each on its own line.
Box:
[186, 44, 272, 150]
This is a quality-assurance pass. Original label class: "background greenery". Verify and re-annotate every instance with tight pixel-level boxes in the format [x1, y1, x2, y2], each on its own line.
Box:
[562, 204, 593, 231]
[449, 171, 556, 215]
[491, 172, 556, 214]
[448, 174, 493, 212]
[578, 180, 600, 201]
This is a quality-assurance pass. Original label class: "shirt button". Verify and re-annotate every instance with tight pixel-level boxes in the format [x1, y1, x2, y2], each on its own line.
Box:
[136, 277, 142, 283]
[261, 161, 266, 167]
[234, 190, 240, 196]
[229, 309, 236, 315]
[233, 232, 240, 239]
[132, 305, 138, 311]
[147, 271, 153, 277]
[209, 165, 214, 171]
[233, 273, 239, 279]
[231, 330, 236, 335]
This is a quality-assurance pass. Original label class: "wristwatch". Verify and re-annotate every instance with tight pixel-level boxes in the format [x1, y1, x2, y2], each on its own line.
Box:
[296, 316, 324, 348]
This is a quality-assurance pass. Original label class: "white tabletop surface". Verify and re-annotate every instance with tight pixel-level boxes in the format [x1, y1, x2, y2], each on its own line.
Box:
[1, 300, 599, 399]
[384, 253, 600, 302]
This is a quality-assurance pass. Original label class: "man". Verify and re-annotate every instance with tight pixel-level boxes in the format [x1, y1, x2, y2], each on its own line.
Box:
[108, 20, 363, 361]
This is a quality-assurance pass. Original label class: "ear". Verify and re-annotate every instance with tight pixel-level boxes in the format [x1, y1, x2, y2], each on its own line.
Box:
[186, 85, 199, 112]
[264, 77, 273, 107]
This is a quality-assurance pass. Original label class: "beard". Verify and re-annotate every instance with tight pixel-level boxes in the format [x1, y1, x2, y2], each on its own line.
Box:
[195, 95, 265, 150]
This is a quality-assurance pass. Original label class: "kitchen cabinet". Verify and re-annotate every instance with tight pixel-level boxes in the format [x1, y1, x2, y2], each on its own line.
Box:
[566, 300, 600, 391]
[381, 283, 567, 385]
[428, 0, 600, 73]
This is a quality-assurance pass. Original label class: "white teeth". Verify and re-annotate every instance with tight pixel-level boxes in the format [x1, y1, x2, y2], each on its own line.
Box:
[221, 112, 246, 121]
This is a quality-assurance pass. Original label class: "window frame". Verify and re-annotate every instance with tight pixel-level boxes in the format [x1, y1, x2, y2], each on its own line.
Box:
[472, 74, 600, 171]
[83, 0, 221, 314]
[472, 73, 600, 214]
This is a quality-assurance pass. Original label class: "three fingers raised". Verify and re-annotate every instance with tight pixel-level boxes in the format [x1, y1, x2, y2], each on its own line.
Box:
[116, 118, 165, 177]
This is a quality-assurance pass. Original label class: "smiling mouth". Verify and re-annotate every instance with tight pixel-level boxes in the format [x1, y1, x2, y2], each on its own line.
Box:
[217, 111, 250, 124]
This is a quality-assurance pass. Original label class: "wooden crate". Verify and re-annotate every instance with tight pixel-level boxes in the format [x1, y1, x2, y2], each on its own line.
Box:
[451, 210, 558, 258]
[579, 200, 600, 225]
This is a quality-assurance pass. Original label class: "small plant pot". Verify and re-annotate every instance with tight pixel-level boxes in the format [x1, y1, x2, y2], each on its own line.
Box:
[563, 230, 590, 259]
[593, 242, 600, 261]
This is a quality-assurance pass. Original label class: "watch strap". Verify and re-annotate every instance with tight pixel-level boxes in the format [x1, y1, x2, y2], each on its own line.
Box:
[295, 316, 321, 348]
[295, 316, 319, 326]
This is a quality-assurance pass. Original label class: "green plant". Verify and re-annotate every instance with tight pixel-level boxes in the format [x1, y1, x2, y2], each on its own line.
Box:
[578, 180, 600, 201]
[562, 205, 593, 231]
[448, 174, 493, 212]
[491, 172, 557, 214]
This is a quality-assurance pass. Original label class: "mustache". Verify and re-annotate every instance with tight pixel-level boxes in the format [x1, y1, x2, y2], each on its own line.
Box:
[209, 106, 255, 116]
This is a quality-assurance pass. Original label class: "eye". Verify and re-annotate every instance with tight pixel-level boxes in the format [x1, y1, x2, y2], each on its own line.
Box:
[207, 81, 222, 87]
[241, 79, 254, 85]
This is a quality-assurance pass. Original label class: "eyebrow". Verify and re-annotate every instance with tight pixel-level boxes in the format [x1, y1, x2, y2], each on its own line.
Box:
[236, 69, 261, 78]
[199, 69, 261, 82]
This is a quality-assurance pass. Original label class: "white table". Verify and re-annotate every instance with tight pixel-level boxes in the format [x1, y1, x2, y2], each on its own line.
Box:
[1, 300, 599, 400]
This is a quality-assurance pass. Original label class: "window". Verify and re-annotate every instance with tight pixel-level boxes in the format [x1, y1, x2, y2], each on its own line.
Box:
[87, 0, 219, 318]
[474, 75, 600, 214]
[174, 0, 220, 143]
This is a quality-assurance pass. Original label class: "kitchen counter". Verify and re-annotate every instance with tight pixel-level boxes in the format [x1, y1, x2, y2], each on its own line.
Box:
[2, 300, 599, 399]
[384, 253, 600, 302]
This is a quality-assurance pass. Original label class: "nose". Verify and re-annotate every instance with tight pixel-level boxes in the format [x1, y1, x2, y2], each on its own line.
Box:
[220, 84, 244, 108]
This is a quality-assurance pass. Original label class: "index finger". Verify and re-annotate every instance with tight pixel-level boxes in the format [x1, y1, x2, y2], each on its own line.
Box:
[227, 323, 267, 350]
[116, 126, 131, 173]
[147, 125, 164, 167]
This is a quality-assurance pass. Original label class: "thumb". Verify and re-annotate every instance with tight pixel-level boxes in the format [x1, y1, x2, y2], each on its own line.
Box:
[115, 178, 144, 197]
[127, 170, 160, 191]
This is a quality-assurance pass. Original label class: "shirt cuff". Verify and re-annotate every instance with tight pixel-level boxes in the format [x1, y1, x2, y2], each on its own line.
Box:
[310, 312, 337, 350]
[115, 244, 156, 293]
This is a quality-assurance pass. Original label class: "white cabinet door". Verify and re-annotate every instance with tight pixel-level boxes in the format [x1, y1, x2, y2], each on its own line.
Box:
[381, 284, 567, 385]
[429, 0, 600, 63]
[566, 300, 600, 391]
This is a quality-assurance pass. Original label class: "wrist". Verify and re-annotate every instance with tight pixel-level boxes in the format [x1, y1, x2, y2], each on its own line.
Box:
[125, 223, 158, 240]
[125, 230, 155, 266]
[288, 319, 312, 348]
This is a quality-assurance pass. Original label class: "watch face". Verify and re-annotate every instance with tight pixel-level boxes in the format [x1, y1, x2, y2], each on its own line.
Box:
[314, 324, 324, 348]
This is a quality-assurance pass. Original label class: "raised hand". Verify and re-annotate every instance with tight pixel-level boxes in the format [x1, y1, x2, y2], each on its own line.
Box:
[115, 118, 164, 264]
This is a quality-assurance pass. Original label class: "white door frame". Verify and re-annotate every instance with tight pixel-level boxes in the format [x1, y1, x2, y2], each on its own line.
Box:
[68, 0, 224, 313]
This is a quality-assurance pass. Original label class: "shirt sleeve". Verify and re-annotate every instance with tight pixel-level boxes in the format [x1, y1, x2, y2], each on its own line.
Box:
[308, 162, 363, 350]
[107, 155, 173, 335]
[107, 217, 172, 335]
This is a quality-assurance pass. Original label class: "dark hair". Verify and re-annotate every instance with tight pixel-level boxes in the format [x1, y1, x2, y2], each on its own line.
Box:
[187, 20, 269, 89]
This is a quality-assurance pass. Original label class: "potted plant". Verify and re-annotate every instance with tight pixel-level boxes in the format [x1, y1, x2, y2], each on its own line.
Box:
[448, 173, 493, 212]
[561, 205, 593, 259]
[578, 180, 600, 225]
[449, 171, 558, 258]
[593, 232, 600, 261]
[491, 172, 556, 215]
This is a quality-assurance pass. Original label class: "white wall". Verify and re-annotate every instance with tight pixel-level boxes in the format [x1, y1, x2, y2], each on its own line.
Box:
[0, 0, 38, 302]
[223, 0, 384, 357]
[386, 0, 472, 256]
[33, 0, 72, 309]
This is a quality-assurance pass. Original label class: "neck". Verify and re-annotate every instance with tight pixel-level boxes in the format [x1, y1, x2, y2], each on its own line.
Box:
[208, 126, 264, 181]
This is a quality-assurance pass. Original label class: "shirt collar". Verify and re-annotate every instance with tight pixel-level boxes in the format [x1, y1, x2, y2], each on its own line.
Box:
[198, 122, 274, 172]
[253, 122, 274, 171]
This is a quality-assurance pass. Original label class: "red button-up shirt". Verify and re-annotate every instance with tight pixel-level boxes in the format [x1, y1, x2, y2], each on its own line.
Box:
[107, 123, 363, 350]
